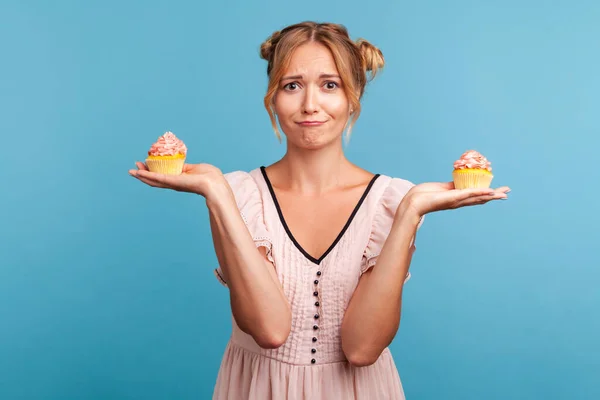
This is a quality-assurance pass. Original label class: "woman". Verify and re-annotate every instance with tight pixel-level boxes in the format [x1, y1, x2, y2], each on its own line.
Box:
[130, 21, 509, 400]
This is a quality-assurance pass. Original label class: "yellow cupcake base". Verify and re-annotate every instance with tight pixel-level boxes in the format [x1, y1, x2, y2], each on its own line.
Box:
[145, 156, 185, 175]
[453, 169, 493, 189]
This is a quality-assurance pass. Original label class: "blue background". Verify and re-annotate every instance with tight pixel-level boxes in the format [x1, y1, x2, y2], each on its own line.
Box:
[1, 0, 598, 399]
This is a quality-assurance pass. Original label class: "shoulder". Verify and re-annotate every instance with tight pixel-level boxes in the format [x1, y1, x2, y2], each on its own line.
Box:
[371, 174, 416, 208]
[222, 168, 266, 208]
[361, 174, 424, 269]
[223, 168, 264, 190]
[368, 174, 423, 228]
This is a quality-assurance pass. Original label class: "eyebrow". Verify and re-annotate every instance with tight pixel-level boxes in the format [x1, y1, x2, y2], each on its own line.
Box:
[281, 73, 340, 81]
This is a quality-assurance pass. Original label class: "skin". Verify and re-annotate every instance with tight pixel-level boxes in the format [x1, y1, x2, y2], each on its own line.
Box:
[129, 41, 510, 366]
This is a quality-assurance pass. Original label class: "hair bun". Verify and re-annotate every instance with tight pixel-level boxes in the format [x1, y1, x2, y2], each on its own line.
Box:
[260, 30, 281, 61]
[356, 39, 385, 79]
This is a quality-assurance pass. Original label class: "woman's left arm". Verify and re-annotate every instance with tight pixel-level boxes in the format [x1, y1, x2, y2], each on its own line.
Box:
[341, 182, 509, 367]
[340, 199, 421, 367]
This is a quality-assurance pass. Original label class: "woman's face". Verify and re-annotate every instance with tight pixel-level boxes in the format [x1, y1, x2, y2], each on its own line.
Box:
[273, 41, 350, 150]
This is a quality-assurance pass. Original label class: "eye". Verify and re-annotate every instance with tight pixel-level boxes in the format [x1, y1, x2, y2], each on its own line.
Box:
[324, 81, 339, 90]
[283, 82, 300, 91]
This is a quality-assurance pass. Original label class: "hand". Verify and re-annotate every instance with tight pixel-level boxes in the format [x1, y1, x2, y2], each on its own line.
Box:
[403, 182, 510, 217]
[128, 162, 227, 198]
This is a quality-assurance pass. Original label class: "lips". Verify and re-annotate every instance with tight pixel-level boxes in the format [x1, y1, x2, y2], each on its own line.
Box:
[297, 121, 326, 126]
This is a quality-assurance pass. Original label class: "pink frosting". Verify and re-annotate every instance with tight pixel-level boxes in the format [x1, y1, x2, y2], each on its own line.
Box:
[148, 131, 187, 156]
[453, 150, 492, 171]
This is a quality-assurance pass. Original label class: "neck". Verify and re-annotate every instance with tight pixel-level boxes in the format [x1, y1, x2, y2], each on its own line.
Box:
[275, 140, 351, 195]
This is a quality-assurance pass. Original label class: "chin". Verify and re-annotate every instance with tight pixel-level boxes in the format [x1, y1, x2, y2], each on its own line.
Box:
[286, 128, 341, 150]
[296, 134, 334, 150]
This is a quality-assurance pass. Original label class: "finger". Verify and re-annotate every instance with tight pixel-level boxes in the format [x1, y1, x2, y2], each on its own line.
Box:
[137, 176, 168, 188]
[456, 192, 508, 207]
[129, 170, 168, 188]
[455, 187, 497, 201]
[134, 169, 175, 185]
[493, 186, 511, 194]
[130, 169, 174, 186]
[456, 197, 491, 207]
[136, 161, 149, 171]
[481, 189, 509, 199]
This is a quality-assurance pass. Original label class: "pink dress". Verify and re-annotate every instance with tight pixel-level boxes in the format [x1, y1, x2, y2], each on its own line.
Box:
[213, 167, 423, 400]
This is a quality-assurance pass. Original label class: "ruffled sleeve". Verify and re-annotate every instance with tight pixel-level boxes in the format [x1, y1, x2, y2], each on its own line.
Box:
[214, 171, 275, 287]
[360, 178, 425, 282]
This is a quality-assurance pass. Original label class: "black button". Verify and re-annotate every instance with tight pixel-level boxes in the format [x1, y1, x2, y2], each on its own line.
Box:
[317, 271, 322, 276]
[313, 291, 318, 296]
[312, 337, 317, 342]
[314, 280, 319, 285]
[314, 314, 319, 319]
[311, 348, 316, 353]
[313, 325, 318, 330]
[311, 359, 316, 364]
[315, 301, 320, 307]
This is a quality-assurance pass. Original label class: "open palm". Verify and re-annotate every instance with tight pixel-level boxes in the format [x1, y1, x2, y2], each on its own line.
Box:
[128, 162, 224, 196]
[405, 181, 510, 216]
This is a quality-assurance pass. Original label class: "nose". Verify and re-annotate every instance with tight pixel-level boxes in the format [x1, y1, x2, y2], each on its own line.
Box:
[302, 85, 319, 115]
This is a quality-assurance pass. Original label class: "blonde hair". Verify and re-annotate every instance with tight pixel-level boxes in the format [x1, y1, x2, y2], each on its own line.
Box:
[259, 21, 385, 140]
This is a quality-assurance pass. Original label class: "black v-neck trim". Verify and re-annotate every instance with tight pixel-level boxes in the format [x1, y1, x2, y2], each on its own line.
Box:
[260, 166, 380, 265]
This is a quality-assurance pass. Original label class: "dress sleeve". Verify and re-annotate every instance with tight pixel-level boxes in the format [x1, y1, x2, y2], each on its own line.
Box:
[360, 178, 425, 282]
[214, 171, 275, 287]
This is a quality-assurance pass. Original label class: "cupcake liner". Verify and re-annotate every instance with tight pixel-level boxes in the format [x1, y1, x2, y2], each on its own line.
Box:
[145, 157, 186, 175]
[452, 169, 493, 189]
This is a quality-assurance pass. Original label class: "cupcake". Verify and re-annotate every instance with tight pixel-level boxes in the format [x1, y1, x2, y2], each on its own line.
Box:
[145, 131, 187, 175]
[452, 150, 493, 189]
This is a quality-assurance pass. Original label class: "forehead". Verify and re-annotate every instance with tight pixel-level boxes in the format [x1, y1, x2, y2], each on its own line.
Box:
[284, 42, 339, 75]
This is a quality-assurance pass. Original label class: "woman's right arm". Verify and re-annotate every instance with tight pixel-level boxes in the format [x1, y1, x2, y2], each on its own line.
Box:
[129, 162, 291, 348]
[206, 178, 291, 349]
